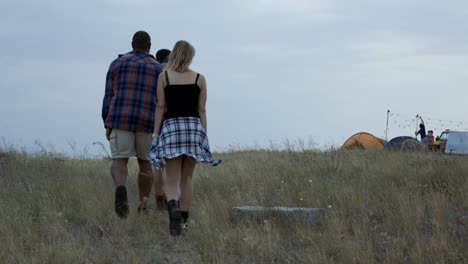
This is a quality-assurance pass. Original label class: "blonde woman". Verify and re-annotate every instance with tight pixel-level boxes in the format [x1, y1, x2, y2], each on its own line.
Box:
[149, 40, 215, 236]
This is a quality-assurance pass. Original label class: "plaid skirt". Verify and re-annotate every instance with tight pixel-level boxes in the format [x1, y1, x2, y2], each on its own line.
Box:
[149, 117, 213, 170]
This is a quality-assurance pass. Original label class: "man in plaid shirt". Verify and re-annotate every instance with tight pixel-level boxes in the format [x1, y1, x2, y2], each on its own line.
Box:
[102, 31, 163, 218]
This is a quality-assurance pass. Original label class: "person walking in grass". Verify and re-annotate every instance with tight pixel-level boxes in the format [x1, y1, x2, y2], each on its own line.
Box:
[152, 48, 171, 210]
[415, 116, 427, 147]
[149, 40, 216, 236]
[102, 31, 164, 218]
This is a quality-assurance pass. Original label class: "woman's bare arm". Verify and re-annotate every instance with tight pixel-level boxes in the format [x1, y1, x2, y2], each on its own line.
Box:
[198, 74, 208, 132]
[154, 72, 167, 137]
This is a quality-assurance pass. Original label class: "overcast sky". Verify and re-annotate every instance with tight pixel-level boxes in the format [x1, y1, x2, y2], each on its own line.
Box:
[1, 0, 468, 154]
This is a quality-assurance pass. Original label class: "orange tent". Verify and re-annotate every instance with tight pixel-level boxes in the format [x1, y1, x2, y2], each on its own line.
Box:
[342, 132, 386, 150]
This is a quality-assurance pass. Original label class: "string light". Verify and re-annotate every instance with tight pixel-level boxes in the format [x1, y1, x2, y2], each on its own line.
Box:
[386, 110, 468, 137]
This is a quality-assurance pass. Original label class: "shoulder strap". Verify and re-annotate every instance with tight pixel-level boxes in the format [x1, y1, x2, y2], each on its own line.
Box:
[194, 73, 200, 84]
[165, 71, 170, 85]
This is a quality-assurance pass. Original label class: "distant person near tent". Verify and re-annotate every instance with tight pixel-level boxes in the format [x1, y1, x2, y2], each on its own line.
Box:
[427, 130, 435, 150]
[415, 116, 427, 146]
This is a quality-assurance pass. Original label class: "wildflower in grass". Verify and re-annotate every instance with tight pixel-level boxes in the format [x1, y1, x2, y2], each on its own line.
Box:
[298, 191, 304, 201]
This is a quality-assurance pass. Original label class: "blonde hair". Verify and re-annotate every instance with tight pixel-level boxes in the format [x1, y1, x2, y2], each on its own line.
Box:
[166, 40, 195, 72]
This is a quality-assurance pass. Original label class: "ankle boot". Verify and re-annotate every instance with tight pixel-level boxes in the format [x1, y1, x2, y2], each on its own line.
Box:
[167, 200, 182, 236]
[180, 211, 190, 229]
[137, 197, 149, 214]
[156, 194, 167, 210]
[181, 211, 189, 223]
[115, 185, 129, 218]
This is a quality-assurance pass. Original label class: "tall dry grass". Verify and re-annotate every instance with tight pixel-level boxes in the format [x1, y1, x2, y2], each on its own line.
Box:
[0, 147, 466, 263]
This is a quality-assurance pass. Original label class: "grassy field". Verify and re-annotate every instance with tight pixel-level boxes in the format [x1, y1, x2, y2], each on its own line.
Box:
[0, 148, 467, 263]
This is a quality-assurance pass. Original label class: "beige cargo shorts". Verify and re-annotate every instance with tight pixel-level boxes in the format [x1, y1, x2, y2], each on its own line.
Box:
[109, 129, 152, 160]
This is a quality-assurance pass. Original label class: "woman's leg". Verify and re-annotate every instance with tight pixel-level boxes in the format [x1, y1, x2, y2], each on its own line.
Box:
[153, 168, 164, 195]
[179, 156, 197, 211]
[179, 156, 197, 225]
[164, 156, 183, 236]
[153, 168, 166, 209]
[164, 157, 183, 201]
[137, 158, 153, 212]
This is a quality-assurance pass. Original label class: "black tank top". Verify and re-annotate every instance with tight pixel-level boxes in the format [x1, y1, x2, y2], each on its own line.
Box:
[163, 71, 201, 119]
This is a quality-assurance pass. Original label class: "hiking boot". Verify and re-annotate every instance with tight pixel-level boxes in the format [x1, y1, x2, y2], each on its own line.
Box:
[181, 211, 190, 229]
[156, 194, 167, 210]
[137, 196, 149, 214]
[211, 159, 222, 166]
[115, 185, 129, 218]
[167, 200, 182, 236]
[170, 211, 182, 236]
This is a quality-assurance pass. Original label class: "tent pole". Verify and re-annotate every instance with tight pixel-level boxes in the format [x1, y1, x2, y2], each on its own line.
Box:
[385, 110, 390, 141]
[415, 114, 419, 139]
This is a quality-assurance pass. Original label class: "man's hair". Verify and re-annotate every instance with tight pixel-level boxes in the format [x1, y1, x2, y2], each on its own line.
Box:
[156, 49, 171, 63]
[166, 40, 195, 72]
[132, 31, 151, 50]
